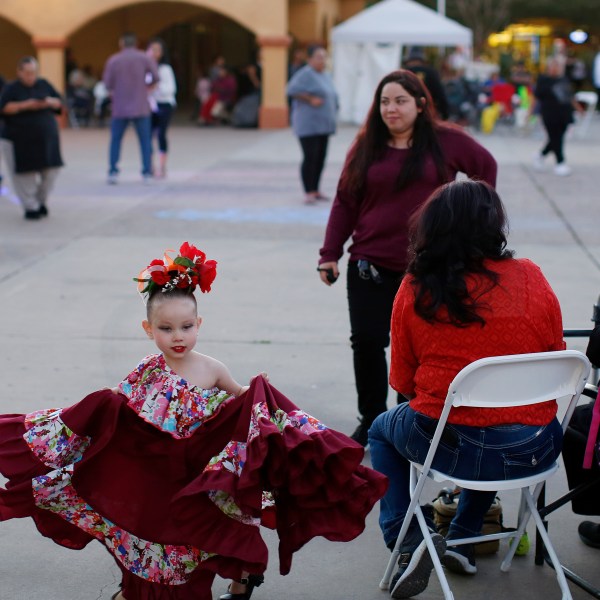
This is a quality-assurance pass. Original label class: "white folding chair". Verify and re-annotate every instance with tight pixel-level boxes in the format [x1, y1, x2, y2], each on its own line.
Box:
[380, 350, 591, 600]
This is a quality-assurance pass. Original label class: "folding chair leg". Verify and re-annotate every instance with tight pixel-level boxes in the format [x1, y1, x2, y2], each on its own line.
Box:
[501, 491, 533, 572]
[523, 491, 573, 600]
[380, 513, 415, 590]
[380, 464, 435, 590]
[415, 505, 454, 600]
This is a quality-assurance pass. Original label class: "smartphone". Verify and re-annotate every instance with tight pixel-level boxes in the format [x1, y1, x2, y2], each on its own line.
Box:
[317, 267, 338, 284]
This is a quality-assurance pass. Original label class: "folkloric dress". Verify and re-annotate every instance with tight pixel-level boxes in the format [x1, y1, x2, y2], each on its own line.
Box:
[0, 353, 387, 599]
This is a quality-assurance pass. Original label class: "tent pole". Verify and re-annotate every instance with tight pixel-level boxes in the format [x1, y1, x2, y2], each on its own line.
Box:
[437, 0, 446, 16]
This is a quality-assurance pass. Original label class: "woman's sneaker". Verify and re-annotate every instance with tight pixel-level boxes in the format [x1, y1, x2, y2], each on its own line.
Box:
[390, 534, 446, 598]
[442, 543, 477, 575]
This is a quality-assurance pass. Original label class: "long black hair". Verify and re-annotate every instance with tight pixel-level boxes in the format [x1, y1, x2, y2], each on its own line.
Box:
[407, 180, 514, 326]
[341, 69, 448, 197]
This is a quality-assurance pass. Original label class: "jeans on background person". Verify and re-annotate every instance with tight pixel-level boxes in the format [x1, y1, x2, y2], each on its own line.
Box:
[151, 103, 174, 153]
[347, 260, 404, 429]
[298, 134, 329, 193]
[109, 115, 152, 176]
[369, 402, 564, 549]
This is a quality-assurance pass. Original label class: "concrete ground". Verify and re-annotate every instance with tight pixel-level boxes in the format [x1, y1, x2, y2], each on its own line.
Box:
[0, 115, 599, 599]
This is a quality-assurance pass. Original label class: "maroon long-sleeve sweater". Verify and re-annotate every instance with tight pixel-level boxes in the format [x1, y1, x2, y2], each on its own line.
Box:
[319, 126, 497, 272]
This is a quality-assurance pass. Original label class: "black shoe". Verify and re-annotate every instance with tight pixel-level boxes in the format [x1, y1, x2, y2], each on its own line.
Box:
[390, 549, 413, 591]
[219, 575, 264, 600]
[390, 534, 446, 598]
[38, 205, 48, 217]
[350, 420, 370, 447]
[578, 521, 600, 549]
[442, 543, 477, 575]
[24, 209, 42, 220]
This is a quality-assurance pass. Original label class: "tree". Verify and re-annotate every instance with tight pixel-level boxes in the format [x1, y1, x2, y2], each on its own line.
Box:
[408, 0, 510, 52]
[451, 0, 510, 51]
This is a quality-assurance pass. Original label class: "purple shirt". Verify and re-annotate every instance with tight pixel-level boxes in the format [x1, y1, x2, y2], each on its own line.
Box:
[103, 48, 158, 118]
[319, 127, 498, 272]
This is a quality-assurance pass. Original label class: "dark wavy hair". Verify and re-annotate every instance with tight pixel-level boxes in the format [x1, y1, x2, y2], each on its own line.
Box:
[341, 69, 448, 196]
[148, 37, 170, 65]
[406, 180, 514, 326]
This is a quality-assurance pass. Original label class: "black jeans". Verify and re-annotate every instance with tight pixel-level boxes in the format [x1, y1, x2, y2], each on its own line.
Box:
[347, 260, 404, 426]
[541, 116, 569, 164]
[298, 134, 329, 193]
[151, 103, 174, 153]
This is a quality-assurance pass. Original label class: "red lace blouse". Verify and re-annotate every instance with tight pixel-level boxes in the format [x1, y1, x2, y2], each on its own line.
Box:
[390, 258, 566, 426]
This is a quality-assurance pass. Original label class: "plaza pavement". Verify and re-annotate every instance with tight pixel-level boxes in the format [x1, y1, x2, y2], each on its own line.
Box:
[0, 115, 599, 599]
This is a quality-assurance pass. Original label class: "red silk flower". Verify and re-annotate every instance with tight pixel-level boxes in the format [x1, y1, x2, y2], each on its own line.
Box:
[147, 259, 170, 285]
[180, 242, 206, 264]
[198, 260, 217, 293]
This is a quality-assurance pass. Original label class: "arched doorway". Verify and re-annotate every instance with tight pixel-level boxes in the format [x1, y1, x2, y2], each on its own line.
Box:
[0, 0, 289, 127]
[67, 2, 257, 106]
[0, 17, 35, 81]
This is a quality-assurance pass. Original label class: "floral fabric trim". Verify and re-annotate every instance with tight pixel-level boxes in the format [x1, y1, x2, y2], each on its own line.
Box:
[32, 465, 213, 585]
[204, 399, 327, 524]
[207, 490, 260, 526]
[205, 441, 247, 477]
[23, 408, 91, 469]
[118, 354, 235, 439]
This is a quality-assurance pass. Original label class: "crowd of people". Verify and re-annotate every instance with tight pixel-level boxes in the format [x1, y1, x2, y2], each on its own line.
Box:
[0, 33, 599, 599]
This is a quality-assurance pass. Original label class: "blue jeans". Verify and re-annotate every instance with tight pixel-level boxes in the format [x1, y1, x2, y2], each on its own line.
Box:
[369, 402, 563, 549]
[151, 103, 174, 153]
[109, 115, 152, 176]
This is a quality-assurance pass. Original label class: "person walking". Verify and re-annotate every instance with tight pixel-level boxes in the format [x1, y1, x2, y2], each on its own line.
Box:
[532, 57, 577, 177]
[317, 70, 497, 446]
[0, 57, 63, 220]
[103, 32, 158, 184]
[287, 45, 338, 204]
[403, 47, 449, 120]
[146, 38, 177, 179]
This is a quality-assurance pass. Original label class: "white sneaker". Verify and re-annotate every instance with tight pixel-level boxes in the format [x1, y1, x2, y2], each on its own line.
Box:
[554, 163, 572, 177]
[532, 153, 546, 171]
[107, 173, 118, 185]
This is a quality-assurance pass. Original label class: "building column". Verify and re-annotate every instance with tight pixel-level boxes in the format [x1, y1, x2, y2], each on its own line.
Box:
[257, 35, 291, 129]
[32, 37, 67, 95]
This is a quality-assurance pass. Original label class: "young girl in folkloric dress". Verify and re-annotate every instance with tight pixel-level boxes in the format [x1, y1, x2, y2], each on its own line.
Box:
[0, 242, 387, 600]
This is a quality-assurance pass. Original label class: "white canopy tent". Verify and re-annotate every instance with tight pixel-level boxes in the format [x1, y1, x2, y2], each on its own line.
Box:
[332, 0, 472, 124]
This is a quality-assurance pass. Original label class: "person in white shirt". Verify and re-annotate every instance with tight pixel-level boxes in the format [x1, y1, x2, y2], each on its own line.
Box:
[593, 50, 600, 106]
[147, 38, 177, 178]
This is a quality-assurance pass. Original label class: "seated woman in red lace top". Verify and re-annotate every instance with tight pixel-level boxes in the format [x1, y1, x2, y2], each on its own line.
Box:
[368, 181, 565, 598]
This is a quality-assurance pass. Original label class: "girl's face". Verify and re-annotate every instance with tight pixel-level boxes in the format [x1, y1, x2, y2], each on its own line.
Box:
[379, 82, 422, 136]
[142, 296, 201, 362]
[148, 42, 163, 62]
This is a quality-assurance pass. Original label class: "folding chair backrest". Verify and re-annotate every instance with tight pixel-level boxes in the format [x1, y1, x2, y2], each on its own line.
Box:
[448, 350, 590, 411]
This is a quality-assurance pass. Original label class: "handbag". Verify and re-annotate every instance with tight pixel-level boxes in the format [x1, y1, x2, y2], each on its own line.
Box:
[432, 488, 503, 555]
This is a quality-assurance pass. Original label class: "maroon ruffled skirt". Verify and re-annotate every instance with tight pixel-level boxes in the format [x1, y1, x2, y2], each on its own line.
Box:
[0, 377, 387, 598]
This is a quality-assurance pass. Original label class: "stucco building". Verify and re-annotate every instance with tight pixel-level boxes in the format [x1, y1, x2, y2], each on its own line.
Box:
[0, 0, 366, 127]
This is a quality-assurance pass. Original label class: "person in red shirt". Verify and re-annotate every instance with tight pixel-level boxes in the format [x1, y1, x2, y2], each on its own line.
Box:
[369, 180, 565, 598]
[317, 70, 497, 447]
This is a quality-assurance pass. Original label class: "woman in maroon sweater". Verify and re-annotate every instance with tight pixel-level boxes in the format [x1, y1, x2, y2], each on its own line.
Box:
[317, 70, 497, 446]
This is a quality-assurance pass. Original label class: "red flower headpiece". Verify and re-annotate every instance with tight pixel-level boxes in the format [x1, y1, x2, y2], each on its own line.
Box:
[134, 242, 217, 299]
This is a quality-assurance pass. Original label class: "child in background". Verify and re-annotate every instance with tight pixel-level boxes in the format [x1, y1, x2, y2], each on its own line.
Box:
[0, 242, 386, 600]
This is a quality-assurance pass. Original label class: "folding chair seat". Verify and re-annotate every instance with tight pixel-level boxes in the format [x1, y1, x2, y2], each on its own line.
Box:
[380, 350, 591, 600]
